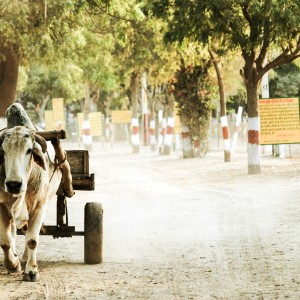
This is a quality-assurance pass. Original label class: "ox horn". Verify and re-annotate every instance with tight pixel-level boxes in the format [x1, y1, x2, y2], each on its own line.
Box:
[0, 129, 7, 147]
[0, 131, 6, 165]
[34, 134, 47, 153]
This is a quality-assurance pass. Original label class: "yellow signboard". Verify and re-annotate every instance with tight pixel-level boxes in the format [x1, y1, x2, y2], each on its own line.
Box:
[52, 98, 64, 122]
[45, 110, 65, 130]
[259, 97, 300, 144]
[111, 110, 131, 124]
[77, 112, 102, 136]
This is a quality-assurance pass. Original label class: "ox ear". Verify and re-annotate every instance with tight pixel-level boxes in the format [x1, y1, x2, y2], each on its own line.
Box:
[32, 147, 47, 171]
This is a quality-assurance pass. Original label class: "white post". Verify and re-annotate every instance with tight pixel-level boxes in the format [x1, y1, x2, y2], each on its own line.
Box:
[261, 62, 273, 156]
[231, 106, 243, 153]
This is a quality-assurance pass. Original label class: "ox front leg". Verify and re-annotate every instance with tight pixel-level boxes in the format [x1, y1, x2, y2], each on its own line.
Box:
[0, 204, 21, 273]
[22, 205, 46, 282]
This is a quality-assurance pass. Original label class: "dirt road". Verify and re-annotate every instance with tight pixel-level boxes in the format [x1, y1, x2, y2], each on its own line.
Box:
[1, 142, 300, 299]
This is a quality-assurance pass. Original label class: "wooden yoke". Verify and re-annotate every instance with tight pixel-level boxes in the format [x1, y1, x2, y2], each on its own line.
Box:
[36, 130, 75, 198]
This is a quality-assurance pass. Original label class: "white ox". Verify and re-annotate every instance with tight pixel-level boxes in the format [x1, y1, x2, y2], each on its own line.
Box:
[0, 104, 62, 281]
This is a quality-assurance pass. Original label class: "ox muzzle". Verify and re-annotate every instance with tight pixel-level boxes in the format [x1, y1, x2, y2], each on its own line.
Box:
[6, 180, 23, 194]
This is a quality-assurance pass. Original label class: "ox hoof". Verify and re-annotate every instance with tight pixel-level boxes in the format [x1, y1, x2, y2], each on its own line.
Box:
[23, 271, 39, 282]
[6, 261, 22, 274]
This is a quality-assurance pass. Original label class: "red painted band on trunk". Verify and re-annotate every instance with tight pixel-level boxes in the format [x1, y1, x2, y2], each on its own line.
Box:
[194, 140, 200, 148]
[150, 129, 155, 135]
[166, 126, 173, 135]
[234, 126, 239, 133]
[161, 129, 165, 135]
[82, 128, 91, 135]
[222, 126, 229, 139]
[182, 132, 190, 139]
[132, 126, 139, 135]
[248, 130, 259, 145]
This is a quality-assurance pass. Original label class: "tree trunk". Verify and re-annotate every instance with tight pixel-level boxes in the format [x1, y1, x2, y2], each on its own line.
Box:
[246, 80, 261, 174]
[163, 94, 174, 155]
[0, 53, 19, 117]
[209, 50, 230, 162]
[82, 82, 92, 151]
[149, 87, 156, 151]
[38, 95, 50, 128]
[130, 71, 140, 153]
[181, 114, 193, 158]
[84, 82, 91, 121]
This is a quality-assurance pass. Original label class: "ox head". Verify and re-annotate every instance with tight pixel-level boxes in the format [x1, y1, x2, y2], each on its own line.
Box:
[0, 126, 47, 196]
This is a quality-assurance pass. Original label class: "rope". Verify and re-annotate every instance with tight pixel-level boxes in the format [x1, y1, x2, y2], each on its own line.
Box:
[47, 150, 67, 184]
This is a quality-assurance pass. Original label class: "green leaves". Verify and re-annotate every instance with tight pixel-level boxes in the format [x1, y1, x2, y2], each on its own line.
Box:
[169, 59, 212, 140]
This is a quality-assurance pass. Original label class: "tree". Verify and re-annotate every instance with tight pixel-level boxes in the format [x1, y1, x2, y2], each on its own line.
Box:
[151, 0, 300, 174]
[168, 58, 212, 158]
[269, 62, 300, 98]
[0, 0, 89, 116]
[208, 49, 231, 162]
[19, 62, 84, 126]
[90, 0, 180, 153]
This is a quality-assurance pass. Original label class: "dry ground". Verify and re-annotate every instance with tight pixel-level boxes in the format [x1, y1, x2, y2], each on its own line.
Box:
[1, 141, 300, 299]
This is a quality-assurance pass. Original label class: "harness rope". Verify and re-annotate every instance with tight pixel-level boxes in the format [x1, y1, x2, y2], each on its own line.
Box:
[47, 150, 67, 184]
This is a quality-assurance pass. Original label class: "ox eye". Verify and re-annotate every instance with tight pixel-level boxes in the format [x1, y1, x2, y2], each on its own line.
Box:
[26, 149, 33, 155]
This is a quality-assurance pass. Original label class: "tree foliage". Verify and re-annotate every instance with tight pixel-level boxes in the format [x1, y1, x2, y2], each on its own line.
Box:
[151, 0, 300, 116]
[269, 62, 300, 98]
[168, 59, 212, 142]
[0, 0, 86, 62]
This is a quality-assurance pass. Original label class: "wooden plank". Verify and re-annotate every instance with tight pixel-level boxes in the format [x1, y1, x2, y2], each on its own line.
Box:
[66, 150, 89, 174]
[36, 130, 66, 141]
[72, 174, 95, 191]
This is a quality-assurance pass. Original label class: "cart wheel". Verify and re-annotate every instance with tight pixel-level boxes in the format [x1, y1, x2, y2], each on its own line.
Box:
[84, 202, 103, 264]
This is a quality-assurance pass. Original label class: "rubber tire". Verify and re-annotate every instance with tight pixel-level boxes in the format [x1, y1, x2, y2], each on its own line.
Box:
[84, 202, 103, 264]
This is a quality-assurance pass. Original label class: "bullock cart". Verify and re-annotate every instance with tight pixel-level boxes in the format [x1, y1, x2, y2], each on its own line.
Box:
[17, 129, 103, 264]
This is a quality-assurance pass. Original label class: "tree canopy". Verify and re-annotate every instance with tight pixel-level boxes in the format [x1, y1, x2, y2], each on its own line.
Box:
[151, 0, 300, 114]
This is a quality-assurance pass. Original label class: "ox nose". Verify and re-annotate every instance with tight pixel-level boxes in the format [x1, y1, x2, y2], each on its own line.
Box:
[6, 181, 22, 194]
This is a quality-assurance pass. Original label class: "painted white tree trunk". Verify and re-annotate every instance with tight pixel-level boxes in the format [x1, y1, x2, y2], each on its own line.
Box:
[131, 118, 139, 153]
[163, 117, 174, 155]
[174, 134, 180, 152]
[158, 113, 166, 154]
[181, 125, 193, 158]
[248, 117, 261, 174]
[220, 116, 231, 161]
[149, 119, 156, 151]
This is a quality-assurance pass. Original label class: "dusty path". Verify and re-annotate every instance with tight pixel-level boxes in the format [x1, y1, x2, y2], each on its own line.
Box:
[1, 142, 300, 299]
